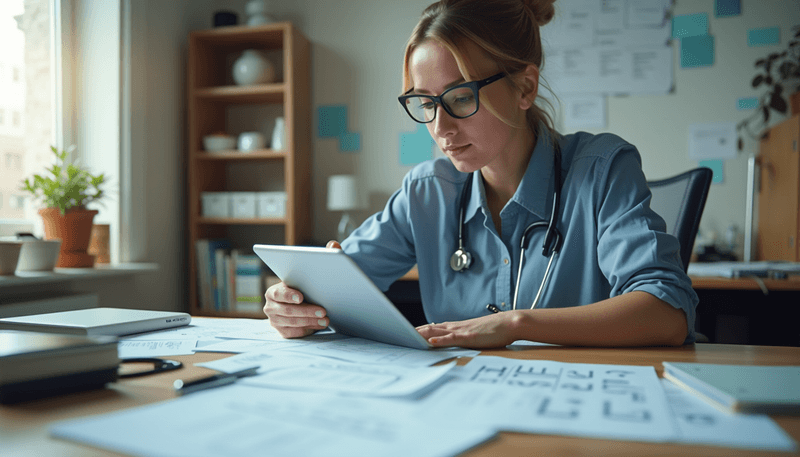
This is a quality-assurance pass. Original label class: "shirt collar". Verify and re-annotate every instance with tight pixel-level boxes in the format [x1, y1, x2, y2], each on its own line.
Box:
[462, 129, 559, 223]
[514, 130, 557, 220]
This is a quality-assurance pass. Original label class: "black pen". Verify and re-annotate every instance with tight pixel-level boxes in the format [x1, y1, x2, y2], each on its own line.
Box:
[173, 366, 259, 396]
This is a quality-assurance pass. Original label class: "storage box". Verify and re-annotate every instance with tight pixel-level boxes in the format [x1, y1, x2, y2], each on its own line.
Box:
[257, 192, 287, 218]
[230, 192, 258, 219]
[201, 193, 230, 218]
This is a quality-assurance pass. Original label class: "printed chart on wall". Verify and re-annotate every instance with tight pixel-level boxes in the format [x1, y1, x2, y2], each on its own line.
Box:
[541, 0, 673, 96]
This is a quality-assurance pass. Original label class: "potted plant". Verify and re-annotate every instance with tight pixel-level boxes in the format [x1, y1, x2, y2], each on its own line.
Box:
[20, 145, 108, 268]
[737, 26, 800, 148]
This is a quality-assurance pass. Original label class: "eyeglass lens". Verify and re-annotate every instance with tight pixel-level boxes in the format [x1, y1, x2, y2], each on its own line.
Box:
[404, 85, 477, 123]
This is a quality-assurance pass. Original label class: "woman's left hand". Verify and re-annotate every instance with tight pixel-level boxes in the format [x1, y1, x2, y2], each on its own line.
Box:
[416, 312, 523, 349]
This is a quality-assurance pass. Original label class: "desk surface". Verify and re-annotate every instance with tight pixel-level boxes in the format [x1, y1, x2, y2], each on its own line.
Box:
[2, 343, 800, 457]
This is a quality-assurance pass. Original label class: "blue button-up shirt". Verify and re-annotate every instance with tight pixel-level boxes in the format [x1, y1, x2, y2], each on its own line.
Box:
[341, 130, 698, 344]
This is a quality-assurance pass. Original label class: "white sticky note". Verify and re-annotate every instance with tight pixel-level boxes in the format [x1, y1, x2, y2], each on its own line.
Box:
[688, 122, 736, 160]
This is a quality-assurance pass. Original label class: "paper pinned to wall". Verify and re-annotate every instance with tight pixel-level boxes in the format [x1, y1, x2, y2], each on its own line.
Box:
[541, 0, 673, 96]
[688, 122, 736, 160]
[563, 94, 607, 130]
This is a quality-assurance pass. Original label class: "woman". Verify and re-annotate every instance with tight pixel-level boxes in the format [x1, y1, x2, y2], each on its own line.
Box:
[264, 0, 698, 348]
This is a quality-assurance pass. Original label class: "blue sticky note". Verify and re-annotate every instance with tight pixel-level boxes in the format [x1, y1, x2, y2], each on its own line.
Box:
[737, 97, 758, 110]
[715, 0, 741, 17]
[748, 27, 780, 47]
[681, 35, 715, 68]
[399, 125, 434, 165]
[699, 160, 724, 184]
[338, 132, 361, 152]
[318, 105, 348, 138]
[672, 13, 708, 38]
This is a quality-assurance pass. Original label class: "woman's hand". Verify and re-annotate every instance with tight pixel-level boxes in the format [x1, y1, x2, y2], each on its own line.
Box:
[262, 240, 342, 338]
[416, 312, 524, 349]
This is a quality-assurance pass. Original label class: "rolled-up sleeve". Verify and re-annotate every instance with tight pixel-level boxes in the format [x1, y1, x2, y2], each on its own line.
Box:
[595, 147, 698, 343]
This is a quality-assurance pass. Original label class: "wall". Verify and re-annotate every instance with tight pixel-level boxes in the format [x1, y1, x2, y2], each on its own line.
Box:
[213, 0, 799, 259]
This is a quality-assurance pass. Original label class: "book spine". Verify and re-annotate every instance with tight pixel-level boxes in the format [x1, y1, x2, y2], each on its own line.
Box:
[235, 254, 264, 313]
[195, 240, 210, 310]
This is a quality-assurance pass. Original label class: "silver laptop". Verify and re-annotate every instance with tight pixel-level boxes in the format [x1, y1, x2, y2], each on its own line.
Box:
[253, 244, 431, 350]
[0, 308, 191, 336]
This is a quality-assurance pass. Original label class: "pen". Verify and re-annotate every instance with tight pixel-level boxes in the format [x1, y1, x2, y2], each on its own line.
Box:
[486, 304, 500, 314]
[173, 366, 259, 396]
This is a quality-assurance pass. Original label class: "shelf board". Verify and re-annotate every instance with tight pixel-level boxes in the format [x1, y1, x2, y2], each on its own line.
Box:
[194, 84, 285, 104]
[198, 217, 288, 225]
[196, 150, 287, 160]
[191, 22, 288, 47]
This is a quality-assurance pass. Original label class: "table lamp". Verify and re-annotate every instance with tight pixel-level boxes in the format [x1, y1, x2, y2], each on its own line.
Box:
[327, 175, 364, 241]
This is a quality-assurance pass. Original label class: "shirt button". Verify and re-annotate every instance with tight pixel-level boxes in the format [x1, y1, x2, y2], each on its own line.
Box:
[501, 302, 506, 307]
[503, 258, 509, 265]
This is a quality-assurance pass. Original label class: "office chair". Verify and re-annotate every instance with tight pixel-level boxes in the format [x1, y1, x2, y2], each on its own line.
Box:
[647, 167, 712, 344]
[647, 167, 713, 273]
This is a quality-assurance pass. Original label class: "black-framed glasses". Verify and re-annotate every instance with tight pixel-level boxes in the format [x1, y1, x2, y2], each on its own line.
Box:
[398, 72, 506, 123]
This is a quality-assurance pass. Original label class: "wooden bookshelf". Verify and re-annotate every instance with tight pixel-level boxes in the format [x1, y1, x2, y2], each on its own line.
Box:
[187, 23, 311, 317]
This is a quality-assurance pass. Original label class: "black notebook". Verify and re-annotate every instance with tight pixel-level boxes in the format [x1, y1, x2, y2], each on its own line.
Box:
[0, 330, 119, 404]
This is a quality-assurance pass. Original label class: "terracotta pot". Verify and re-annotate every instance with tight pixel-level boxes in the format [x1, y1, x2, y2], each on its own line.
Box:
[39, 207, 99, 268]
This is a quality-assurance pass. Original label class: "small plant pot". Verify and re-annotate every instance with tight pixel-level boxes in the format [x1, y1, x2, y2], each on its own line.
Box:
[0, 241, 23, 275]
[39, 207, 99, 268]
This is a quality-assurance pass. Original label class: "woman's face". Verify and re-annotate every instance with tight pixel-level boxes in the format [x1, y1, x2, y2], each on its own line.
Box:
[408, 40, 530, 174]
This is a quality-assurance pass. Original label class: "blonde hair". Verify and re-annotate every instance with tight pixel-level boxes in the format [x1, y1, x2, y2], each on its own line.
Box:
[402, 0, 559, 141]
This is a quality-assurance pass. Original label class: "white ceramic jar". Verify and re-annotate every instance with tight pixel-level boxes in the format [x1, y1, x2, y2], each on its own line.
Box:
[232, 50, 276, 86]
[271, 117, 286, 151]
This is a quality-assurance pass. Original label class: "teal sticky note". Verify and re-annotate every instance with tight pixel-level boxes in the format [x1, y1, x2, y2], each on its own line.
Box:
[681, 35, 715, 68]
[748, 27, 780, 47]
[737, 97, 758, 110]
[715, 0, 740, 17]
[672, 13, 708, 38]
[318, 105, 348, 138]
[699, 160, 724, 184]
[399, 124, 434, 165]
[338, 132, 361, 152]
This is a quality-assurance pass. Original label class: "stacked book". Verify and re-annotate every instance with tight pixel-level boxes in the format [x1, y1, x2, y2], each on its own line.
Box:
[0, 330, 119, 404]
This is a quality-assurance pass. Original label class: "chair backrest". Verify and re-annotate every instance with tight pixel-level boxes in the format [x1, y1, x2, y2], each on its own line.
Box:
[647, 167, 713, 272]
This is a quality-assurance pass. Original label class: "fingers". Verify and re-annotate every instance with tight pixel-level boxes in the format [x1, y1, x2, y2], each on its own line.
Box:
[326, 240, 342, 249]
[263, 282, 329, 339]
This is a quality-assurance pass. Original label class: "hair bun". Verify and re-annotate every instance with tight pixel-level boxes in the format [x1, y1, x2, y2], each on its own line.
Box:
[523, 0, 556, 26]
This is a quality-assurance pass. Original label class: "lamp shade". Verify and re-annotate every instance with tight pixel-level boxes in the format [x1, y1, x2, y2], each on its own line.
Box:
[327, 175, 363, 211]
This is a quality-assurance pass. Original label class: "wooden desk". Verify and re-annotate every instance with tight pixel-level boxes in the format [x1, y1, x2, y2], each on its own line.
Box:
[2, 343, 800, 456]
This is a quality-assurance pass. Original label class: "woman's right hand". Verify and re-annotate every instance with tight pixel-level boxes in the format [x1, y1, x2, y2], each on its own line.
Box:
[262, 240, 341, 338]
[263, 282, 329, 338]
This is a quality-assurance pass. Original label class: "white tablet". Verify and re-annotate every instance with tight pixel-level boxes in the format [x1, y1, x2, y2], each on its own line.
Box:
[253, 244, 431, 350]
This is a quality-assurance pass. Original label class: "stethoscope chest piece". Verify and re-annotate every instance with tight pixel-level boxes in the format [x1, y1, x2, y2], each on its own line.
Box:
[450, 248, 472, 272]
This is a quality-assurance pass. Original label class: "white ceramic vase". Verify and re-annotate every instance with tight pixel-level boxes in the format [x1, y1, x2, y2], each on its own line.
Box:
[271, 117, 286, 151]
[232, 50, 275, 86]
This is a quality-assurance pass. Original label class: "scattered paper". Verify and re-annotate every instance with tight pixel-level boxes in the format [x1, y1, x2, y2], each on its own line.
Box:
[281, 336, 478, 367]
[414, 356, 678, 442]
[50, 385, 497, 457]
[118, 339, 198, 358]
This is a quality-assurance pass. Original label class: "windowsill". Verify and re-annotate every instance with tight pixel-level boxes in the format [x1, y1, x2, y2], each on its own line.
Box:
[0, 263, 160, 289]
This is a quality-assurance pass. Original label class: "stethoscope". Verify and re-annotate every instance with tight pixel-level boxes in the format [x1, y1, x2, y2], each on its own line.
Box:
[450, 148, 563, 311]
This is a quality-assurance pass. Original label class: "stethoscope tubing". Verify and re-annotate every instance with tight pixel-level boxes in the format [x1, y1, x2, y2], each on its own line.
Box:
[452, 146, 563, 311]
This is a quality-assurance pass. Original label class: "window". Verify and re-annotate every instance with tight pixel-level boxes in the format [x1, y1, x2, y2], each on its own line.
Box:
[0, 0, 53, 223]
